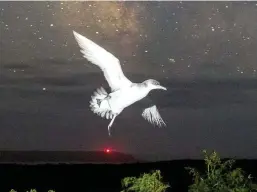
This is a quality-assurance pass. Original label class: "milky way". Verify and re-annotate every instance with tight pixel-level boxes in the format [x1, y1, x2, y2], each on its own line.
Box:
[0, 1, 257, 160]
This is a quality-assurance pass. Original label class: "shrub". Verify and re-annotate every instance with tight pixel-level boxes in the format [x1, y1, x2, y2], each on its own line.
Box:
[186, 150, 257, 192]
[121, 170, 170, 192]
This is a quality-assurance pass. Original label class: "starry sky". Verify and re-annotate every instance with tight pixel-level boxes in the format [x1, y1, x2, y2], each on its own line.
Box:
[0, 1, 257, 161]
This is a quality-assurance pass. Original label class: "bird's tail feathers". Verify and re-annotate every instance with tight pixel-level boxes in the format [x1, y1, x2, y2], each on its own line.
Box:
[92, 87, 108, 99]
[90, 87, 114, 119]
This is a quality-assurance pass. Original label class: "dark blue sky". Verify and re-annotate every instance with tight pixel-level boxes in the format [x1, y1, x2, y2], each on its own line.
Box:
[0, 1, 257, 160]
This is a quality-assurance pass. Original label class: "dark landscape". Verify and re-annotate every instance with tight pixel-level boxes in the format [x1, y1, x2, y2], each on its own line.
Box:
[0, 151, 257, 192]
[0, 151, 139, 164]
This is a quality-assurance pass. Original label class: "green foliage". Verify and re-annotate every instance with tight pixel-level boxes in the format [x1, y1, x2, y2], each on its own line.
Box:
[121, 170, 170, 192]
[186, 150, 257, 192]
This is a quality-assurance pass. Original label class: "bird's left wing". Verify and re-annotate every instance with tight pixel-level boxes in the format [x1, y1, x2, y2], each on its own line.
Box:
[142, 105, 166, 128]
[73, 31, 132, 91]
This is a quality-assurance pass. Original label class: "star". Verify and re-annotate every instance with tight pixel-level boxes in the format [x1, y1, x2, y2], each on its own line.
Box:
[168, 58, 175, 63]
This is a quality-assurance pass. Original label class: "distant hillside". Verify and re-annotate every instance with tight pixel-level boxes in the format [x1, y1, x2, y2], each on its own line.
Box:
[0, 151, 140, 164]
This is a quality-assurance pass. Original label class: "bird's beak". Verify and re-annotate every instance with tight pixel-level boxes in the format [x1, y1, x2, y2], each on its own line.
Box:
[156, 85, 167, 91]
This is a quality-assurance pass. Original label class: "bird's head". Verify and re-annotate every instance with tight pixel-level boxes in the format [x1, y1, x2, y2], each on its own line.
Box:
[143, 79, 167, 91]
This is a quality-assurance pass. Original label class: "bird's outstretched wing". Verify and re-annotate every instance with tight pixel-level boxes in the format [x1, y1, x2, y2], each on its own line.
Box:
[142, 105, 166, 128]
[73, 31, 132, 91]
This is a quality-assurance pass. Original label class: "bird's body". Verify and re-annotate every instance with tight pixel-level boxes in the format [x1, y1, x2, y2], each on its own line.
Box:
[108, 83, 149, 113]
[91, 83, 149, 116]
[73, 30, 167, 136]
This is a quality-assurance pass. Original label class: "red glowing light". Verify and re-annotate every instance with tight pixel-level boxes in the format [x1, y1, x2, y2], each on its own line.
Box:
[104, 148, 111, 154]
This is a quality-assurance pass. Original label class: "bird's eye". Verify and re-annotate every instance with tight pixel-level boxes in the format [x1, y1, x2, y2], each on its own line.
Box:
[152, 80, 159, 85]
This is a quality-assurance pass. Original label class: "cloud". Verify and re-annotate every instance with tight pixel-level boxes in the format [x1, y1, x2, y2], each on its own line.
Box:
[2, 63, 32, 70]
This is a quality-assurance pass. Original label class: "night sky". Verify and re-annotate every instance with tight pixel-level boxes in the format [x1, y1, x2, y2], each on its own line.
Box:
[0, 1, 257, 161]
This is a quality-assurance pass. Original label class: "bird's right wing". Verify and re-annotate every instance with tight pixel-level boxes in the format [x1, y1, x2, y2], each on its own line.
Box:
[142, 105, 166, 128]
[73, 31, 132, 91]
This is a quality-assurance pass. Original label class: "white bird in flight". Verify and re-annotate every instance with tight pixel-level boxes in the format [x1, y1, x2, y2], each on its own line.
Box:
[73, 31, 167, 136]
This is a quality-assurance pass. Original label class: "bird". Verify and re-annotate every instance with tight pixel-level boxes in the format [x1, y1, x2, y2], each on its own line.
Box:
[73, 30, 167, 136]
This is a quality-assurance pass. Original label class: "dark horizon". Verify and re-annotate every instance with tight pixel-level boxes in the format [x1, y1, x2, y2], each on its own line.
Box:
[1, 150, 257, 164]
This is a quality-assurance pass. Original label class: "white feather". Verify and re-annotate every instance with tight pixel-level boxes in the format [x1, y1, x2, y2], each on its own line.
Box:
[142, 105, 166, 127]
[73, 31, 132, 91]
[89, 87, 114, 120]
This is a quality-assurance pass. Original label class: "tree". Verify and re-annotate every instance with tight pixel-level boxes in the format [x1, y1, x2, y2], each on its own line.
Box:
[186, 150, 257, 192]
[121, 170, 170, 192]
